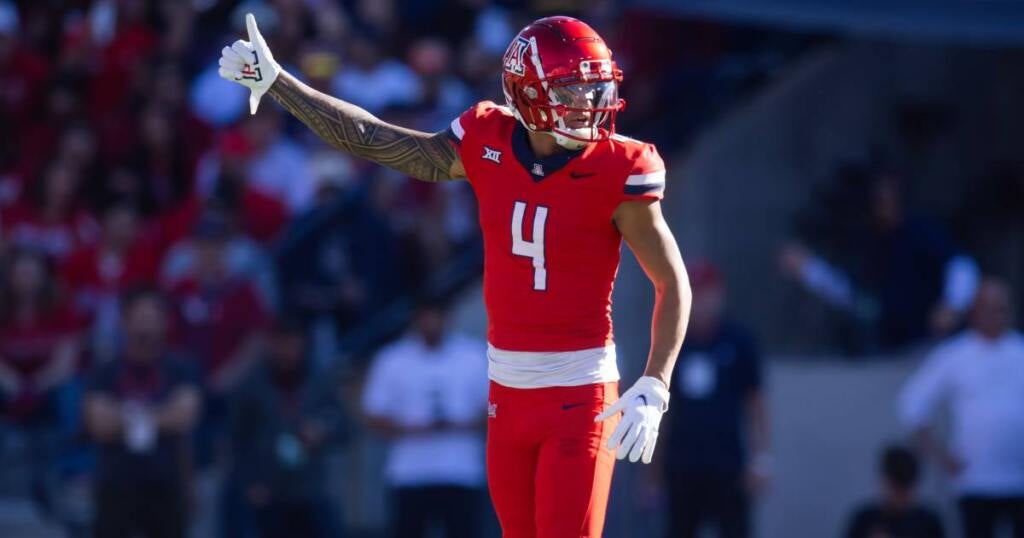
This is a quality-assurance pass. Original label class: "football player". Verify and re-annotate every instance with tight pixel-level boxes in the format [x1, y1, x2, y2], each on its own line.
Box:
[220, 14, 692, 537]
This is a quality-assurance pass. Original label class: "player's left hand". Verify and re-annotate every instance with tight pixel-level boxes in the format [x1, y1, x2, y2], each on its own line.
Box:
[595, 376, 670, 464]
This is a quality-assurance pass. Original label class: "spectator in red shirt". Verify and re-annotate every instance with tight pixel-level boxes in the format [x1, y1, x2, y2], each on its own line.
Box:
[1, 158, 98, 262]
[167, 212, 270, 469]
[0, 247, 83, 518]
[0, 248, 82, 423]
[63, 200, 161, 361]
[160, 130, 288, 249]
[64, 200, 160, 311]
[168, 214, 269, 391]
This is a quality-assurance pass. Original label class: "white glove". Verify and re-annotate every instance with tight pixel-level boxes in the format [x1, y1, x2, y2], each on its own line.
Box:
[595, 376, 669, 464]
[218, 13, 281, 114]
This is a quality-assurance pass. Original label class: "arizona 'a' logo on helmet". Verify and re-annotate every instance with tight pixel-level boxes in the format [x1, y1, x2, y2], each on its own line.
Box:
[503, 37, 530, 77]
[501, 16, 625, 149]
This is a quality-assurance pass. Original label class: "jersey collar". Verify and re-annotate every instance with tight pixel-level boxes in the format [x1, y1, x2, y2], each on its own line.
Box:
[511, 123, 584, 182]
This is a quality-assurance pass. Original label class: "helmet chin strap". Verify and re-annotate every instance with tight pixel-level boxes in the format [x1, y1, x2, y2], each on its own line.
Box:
[508, 105, 590, 150]
[548, 130, 588, 150]
[549, 113, 591, 150]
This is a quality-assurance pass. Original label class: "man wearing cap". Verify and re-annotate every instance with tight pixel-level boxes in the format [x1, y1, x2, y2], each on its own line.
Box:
[656, 261, 771, 538]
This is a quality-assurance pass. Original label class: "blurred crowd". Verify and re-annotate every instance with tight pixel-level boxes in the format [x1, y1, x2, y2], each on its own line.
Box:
[778, 167, 982, 354]
[774, 158, 1020, 350]
[3, 0, 1020, 537]
[0, 0, 772, 536]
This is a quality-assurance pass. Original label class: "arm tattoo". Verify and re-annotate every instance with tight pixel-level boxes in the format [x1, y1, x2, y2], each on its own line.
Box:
[267, 71, 460, 182]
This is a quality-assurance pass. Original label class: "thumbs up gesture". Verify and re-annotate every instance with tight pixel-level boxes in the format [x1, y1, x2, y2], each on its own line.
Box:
[218, 13, 282, 114]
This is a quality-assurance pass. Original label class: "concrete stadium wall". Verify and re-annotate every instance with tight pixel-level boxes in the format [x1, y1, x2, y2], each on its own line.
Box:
[753, 356, 957, 538]
[663, 41, 1024, 350]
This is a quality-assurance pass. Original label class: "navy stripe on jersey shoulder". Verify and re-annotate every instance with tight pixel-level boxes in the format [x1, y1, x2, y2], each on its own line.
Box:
[624, 183, 664, 195]
[445, 127, 461, 145]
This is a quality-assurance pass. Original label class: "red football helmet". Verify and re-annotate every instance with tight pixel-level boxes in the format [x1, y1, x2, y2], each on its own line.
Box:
[501, 16, 625, 149]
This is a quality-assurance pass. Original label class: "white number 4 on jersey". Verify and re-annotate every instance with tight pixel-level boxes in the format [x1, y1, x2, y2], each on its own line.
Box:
[511, 201, 549, 291]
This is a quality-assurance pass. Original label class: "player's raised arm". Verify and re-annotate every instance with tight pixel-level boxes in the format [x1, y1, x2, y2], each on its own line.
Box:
[218, 14, 465, 182]
[268, 72, 464, 182]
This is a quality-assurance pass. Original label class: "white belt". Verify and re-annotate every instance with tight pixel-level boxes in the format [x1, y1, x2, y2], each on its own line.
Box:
[487, 344, 620, 389]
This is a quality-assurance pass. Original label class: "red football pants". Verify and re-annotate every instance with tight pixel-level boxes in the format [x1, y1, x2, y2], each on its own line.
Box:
[486, 381, 620, 538]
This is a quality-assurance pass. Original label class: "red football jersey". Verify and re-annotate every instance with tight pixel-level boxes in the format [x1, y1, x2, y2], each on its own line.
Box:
[448, 101, 666, 352]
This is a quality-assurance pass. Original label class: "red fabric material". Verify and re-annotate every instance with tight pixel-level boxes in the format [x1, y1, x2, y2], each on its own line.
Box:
[0, 47, 51, 131]
[168, 278, 269, 377]
[61, 238, 161, 315]
[10, 122, 59, 192]
[486, 381, 619, 538]
[1, 202, 99, 261]
[0, 304, 84, 420]
[451, 101, 664, 351]
[0, 304, 83, 377]
[88, 24, 159, 118]
[155, 190, 288, 251]
[96, 106, 142, 165]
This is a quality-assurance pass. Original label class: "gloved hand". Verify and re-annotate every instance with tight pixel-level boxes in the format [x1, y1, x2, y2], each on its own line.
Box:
[218, 13, 281, 114]
[595, 376, 670, 464]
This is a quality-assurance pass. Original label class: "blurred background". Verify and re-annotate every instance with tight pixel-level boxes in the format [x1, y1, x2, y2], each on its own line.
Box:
[0, 0, 1022, 537]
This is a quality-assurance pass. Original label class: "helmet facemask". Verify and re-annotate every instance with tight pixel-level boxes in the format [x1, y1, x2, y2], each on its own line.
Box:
[505, 79, 623, 150]
[545, 80, 620, 149]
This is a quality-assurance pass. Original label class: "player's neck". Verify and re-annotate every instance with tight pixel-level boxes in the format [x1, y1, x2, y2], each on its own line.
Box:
[527, 130, 569, 158]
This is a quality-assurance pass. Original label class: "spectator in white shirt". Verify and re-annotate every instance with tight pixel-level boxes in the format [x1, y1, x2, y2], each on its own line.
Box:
[898, 278, 1024, 538]
[362, 298, 488, 538]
